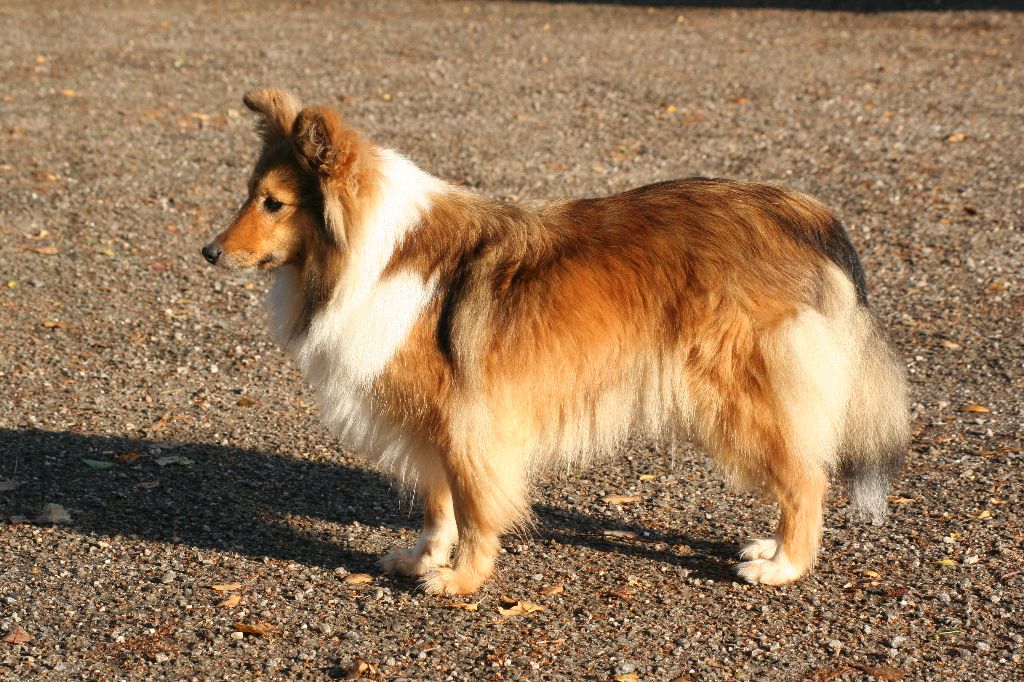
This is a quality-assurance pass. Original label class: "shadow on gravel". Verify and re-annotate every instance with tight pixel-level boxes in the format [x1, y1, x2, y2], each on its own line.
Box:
[535, 506, 739, 581]
[1, 428, 732, 581]
[542, 0, 1023, 11]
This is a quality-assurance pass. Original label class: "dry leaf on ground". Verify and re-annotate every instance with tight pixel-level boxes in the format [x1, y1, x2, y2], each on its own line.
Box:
[601, 495, 642, 505]
[155, 455, 195, 467]
[210, 582, 242, 592]
[448, 602, 479, 611]
[115, 451, 142, 462]
[2, 626, 32, 645]
[614, 673, 639, 682]
[497, 596, 545, 616]
[963, 404, 990, 413]
[606, 586, 637, 601]
[217, 594, 241, 608]
[539, 583, 564, 596]
[232, 622, 276, 637]
[343, 573, 374, 585]
[36, 503, 71, 524]
[603, 529, 637, 539]
[346, 658, 377, 679]
[236, 397, 258, 407]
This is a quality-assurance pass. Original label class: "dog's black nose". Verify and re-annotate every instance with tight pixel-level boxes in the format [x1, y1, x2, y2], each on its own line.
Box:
[202, 243, 222, 264]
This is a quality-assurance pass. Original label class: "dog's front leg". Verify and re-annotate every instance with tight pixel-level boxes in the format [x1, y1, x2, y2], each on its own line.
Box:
[381, 480, 457, 577]
[419, 448, 527, 595]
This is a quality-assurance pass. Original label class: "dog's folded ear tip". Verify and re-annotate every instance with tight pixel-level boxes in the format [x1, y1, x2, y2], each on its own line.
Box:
[242, 87, 300, 113]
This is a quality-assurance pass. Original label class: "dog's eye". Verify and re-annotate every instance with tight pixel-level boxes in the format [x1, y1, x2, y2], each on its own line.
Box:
[263, 196, 283, 213]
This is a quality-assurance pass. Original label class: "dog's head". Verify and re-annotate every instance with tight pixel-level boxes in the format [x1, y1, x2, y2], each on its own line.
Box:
[202, 88, 376, 271]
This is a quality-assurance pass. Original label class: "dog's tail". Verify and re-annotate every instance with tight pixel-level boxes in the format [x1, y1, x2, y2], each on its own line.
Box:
[838, 309, 910, 525]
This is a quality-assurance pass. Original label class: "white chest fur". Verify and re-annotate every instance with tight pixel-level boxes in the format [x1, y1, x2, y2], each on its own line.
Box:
[263, 150, 445, 472]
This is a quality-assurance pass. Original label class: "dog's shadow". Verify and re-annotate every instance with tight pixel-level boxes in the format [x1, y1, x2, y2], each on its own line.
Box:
[0, 428, 734, 581]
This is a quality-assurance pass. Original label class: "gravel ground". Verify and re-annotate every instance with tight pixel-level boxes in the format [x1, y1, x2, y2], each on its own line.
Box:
[1, 1, 1022, 680]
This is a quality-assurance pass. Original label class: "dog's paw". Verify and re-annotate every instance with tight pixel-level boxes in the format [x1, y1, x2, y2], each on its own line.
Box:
[419, 567, 485, 596]
[380, 547, 447, 577]
[739, 538, 778, 561]
[736, 553, 804, 586]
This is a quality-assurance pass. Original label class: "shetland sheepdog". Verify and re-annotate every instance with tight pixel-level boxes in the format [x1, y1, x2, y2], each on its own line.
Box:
[202, 88, 909, 595]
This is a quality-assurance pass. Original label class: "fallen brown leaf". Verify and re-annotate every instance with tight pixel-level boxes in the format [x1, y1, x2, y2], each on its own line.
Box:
[448, 601, 479, 611]
[41, 320, 65, 329]
[346, 658, 377, 680]
[946, 132, 967, 143]
[236, 397, 258, 407]
[232, 622, 276, 638]
[30, 246, 58, 255]
[601, 495, 642, 505]
[963, 404, 990, 413]
[606, 586, 637, 601]
[888, 496, 916, 504]
[210, 582, 242, 592]
[2, 626, 32, 645]
[614, 673, 639, 682]
[217, 594, 241, 608]
[603, 529, 638, 539]
[343, 573, 374, 585]
[155, 455, 195, 467]
[36, 503, 71, 524]
[539, 582, 564, 596]
[115, 451, 142, 462]
[497, 597, 545, 616]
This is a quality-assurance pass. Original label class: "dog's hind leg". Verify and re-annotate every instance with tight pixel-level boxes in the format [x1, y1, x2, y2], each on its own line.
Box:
[381, 478, 457, 577]
[737, 460, 828, 585]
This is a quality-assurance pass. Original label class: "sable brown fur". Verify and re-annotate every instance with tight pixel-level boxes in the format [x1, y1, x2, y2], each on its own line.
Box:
[203, 88, 910, 595]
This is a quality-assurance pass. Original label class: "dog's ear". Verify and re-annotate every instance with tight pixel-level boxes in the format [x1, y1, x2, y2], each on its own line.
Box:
[292, 106, 354, 176]
[242, 88, 302, 142]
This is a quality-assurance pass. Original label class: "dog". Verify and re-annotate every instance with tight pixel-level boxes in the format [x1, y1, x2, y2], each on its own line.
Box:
[201, 88, 910, 595]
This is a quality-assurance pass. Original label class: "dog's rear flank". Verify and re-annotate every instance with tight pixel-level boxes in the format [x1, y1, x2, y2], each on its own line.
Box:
[773, 205, 910, 525]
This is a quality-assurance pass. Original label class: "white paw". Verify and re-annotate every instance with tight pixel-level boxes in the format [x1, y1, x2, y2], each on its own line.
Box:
[739, 538, 778, 561]
[380, 547, 447, 577]
[736, 551, 804, 586]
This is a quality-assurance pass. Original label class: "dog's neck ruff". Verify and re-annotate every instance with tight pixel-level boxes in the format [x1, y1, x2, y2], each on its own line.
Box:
[264, 149, 446, 454]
